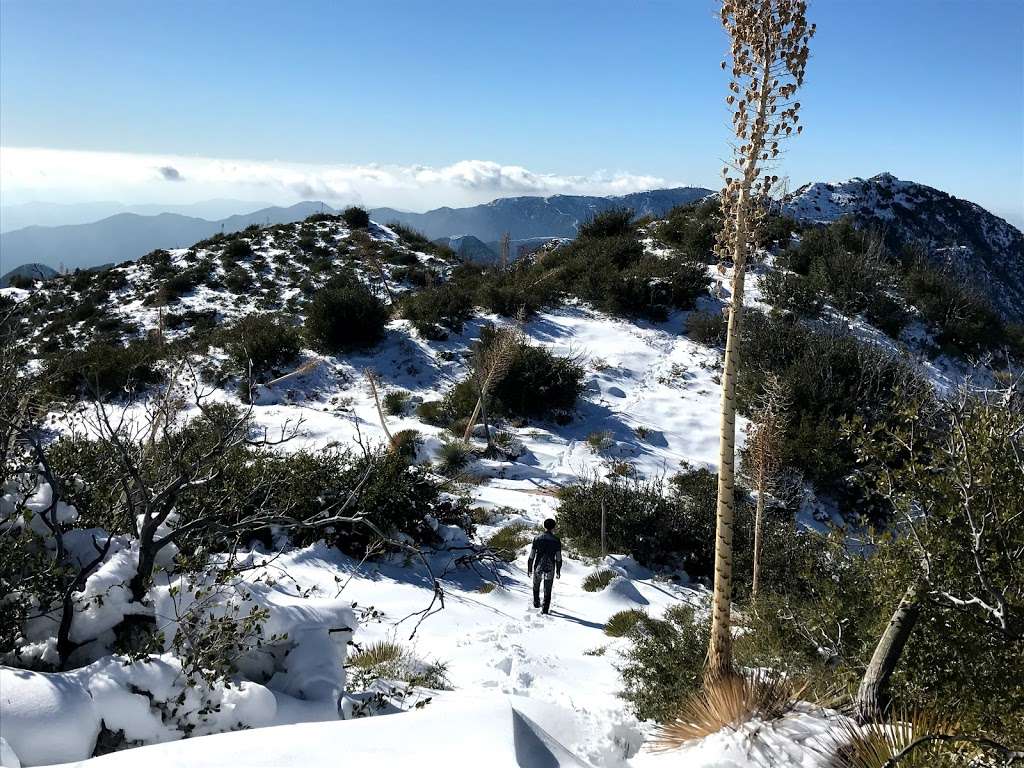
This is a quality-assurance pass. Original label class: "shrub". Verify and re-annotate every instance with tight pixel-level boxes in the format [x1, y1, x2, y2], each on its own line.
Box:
[582, 569, 617, 592]
[223, 238, 252, 262]
[388, 429, 422, 461]
[619, 604, 710, 721]
[401, 283, 475, 340]
[342, 206, 371, 229]
[761, 270, 822, 316]
[486, 521, 536, 562]
[435, 437, 471, 476]
[415, 400, 445, 425]
[382, 390, 410, 416]
[604, 609, 647, 637]
[440, 331, 584, 425]
[657, 199, 721, 263]
[904, 263, 1004, 354]
[305, 275, 389, 353]
[44, 339, 164, 399]
[219, 313, 302, 376]
[687, 310, 726, 345]
[223, 266, 254, 293]
[577, 208, 634, 239]
[486, 336, 584, 420]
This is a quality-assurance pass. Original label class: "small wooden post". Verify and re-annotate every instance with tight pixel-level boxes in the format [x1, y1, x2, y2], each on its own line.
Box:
[600, 498, 607, 559]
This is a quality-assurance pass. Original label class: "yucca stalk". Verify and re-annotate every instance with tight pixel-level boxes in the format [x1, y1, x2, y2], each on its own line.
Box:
[744, 372, 789, 597]
[462, 325, 524, 446]
[708, 0, 814, 680]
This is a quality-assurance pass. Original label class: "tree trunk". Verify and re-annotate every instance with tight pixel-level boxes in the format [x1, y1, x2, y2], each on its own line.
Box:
[855, 576, 924, 722]
[751, 471, 766, 598]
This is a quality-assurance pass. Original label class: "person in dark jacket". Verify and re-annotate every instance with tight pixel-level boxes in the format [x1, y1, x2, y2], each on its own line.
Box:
[527, 518, 562, 614]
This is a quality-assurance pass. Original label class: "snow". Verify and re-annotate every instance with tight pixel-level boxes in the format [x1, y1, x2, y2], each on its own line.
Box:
[47, 695, 593, 768]
[0, 669, 100, 766]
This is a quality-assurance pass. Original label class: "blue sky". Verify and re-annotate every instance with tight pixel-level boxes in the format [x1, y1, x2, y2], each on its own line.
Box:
[1, 0, 1021, 223]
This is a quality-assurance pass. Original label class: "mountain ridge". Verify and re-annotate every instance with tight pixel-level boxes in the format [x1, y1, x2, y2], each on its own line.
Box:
[783, 172, 1024, 321]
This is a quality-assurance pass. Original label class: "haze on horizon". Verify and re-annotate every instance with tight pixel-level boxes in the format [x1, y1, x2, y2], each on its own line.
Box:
[1, 0, 1021, 227]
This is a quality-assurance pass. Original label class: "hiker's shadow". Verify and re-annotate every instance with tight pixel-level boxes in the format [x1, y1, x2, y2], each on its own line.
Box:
[546, 610, 604, 630]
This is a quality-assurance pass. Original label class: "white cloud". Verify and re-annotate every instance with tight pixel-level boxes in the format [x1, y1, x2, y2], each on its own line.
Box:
[0, 147, 679, 211]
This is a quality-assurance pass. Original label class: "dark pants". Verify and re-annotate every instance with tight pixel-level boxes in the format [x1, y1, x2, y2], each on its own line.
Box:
[532, 569, 554, 612]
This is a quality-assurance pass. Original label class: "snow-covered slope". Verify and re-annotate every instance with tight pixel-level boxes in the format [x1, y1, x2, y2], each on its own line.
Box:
[784, 173, 1024, 320]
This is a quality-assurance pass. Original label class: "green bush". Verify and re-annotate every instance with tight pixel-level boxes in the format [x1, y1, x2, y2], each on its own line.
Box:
[415, 400, 446, 425]
[382, 390, 410, 416]
[604, 609, 647, 637]
[657, 199, 721, 263]
[223, 238, 252, 262]
[738, 310, 915, 491]
[435, 437, 471, 476]
[582, 569, 617, 592]
[761, 270, 822, 316]
[219, 313, 302, 376]
[305, 275, 389, 353]
[342, 206, 371, 229]
[577, 208, 634, 239]
[223, 266, 254, 293]
[485, 521, 536, 562]
[389, 429, 422, 461]
[44, 339, 164, 399]
[439, 331, 584, 425]
[557, 476, 703, 567]
[401, 282, 475, 339]
[619, 604, 710, 721]
[904, 263, 1004, 354]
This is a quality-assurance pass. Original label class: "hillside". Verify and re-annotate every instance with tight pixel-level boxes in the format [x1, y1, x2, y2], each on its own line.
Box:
[1, 202, 1020, 768]
[784, 172, 1024, 320]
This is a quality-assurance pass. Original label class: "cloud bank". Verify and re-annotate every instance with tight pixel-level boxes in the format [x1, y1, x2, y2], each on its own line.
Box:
[0, 147, 679, 211]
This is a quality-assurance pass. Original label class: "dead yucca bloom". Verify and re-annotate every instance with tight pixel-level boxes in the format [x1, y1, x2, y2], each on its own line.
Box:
[831, 709, 975, 768]
[648, 670, 806, 751]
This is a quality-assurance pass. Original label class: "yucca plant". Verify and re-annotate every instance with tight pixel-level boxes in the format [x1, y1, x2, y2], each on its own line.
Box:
[604, 609, 647, 638]
[582, 569, 617, 593]
[436, 436, 472, 476]
[649, 670, 805, 751]
[831, 710, 983, 768]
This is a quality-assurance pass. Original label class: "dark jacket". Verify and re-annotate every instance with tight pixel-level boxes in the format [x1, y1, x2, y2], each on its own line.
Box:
[528, 532, 562, 574]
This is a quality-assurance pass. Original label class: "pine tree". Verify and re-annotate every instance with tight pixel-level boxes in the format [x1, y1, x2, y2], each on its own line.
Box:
[708, 0, 814, 680]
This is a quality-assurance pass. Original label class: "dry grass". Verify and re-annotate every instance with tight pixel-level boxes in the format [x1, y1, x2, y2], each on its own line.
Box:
[648, 670, 806, 752]
[830, 709, 971, 768]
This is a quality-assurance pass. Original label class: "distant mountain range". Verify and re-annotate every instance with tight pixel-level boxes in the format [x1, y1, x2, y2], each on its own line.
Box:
[0, 199, 274, 233]
[0, 202, 333, 274]
[370, 187, 713, 243]
[0, 189, 711, 275]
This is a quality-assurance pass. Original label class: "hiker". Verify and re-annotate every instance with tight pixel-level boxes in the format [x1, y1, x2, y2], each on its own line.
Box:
[527, 518, 562, 614]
